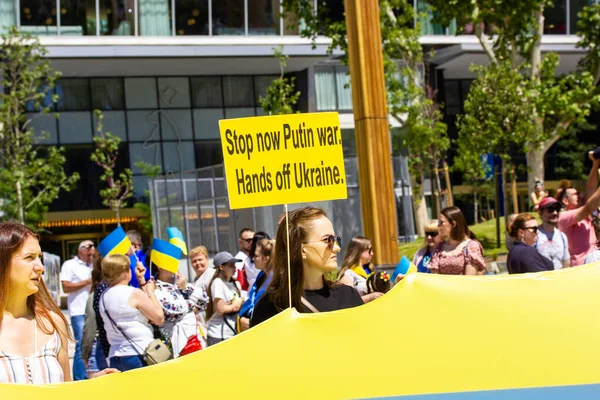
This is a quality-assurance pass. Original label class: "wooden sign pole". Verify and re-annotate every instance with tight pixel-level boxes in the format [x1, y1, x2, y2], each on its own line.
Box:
[344, 0, 399, 267]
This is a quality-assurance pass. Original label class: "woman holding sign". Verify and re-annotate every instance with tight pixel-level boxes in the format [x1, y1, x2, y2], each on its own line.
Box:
[250, 207, 363, 327]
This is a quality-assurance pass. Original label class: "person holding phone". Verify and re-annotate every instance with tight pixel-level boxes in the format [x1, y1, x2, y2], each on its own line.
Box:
[250, 207, 363, 327]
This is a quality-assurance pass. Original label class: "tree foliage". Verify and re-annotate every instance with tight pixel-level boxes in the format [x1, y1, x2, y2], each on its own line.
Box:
[259, 45, 301, 115]
[0, 27, 79, 226]
[427, 0, 600, 189]
[90, 110, 133, 224]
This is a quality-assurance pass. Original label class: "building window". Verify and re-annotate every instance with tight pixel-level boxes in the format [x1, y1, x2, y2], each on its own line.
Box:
[91, 78, 125, 110]
[544, 0, 567, 34]
[223, 76, 254, 107]
[56, 79, 91, 111]
[175, 0, 209, 35]
[212, 0, 245, 35]
[125, 78, 158, 109]
[195, 140, 223, 169]
[314, 66, 353, 112]
[191, 77, 223, 108]
[19, 0, 59, 35]
[139, 0, 171, 36]
[247, 0, 279, 35]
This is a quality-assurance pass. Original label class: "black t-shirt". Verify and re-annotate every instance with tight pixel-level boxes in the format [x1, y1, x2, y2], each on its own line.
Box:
[250, 284, 363, 327]
[507, 241, 554, 274]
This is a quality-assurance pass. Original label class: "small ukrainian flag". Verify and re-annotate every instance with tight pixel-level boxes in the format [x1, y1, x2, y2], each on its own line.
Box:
[167, 227, 188, 255]
[98, 226, 132, 257]
[151, 238, 182, 274]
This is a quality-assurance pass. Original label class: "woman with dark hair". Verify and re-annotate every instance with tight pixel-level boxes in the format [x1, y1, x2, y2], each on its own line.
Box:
[244, 231, 270, 289]
[338, 236, 382, 303]
[250, 207, 363, 327]
[507, 214, 553, 274]
[428, 206, 487, 275]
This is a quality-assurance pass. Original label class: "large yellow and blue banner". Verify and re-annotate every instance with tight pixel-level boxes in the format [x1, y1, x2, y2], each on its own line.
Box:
[218, 112, 347, 209]
[2, 264, 600, 398]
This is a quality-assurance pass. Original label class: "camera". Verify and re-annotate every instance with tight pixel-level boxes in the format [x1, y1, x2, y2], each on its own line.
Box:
[592, 147, 600, 161]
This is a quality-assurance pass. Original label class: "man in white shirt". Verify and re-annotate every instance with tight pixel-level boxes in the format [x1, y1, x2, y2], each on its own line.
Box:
[536, 197, 570, 270]
[60, 240, 95, 380]
[234, 228, 254, 290]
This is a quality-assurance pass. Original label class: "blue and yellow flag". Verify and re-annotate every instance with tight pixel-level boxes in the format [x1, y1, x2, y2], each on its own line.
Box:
[150, 238, 182, 274]
[98, 226, 132, 257]
[167, 227, 188, 255]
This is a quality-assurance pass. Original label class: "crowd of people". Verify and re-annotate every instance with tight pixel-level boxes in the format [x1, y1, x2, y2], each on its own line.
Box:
[1, 148, 600, 385]
[508, 150, 600, 274]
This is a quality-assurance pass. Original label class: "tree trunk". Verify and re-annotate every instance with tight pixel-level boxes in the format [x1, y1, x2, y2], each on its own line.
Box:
[474, 187, 479, 224]
[115, 205, 121, 226]
[526, 146, 546, 194]
[502, 159, 509, 221]
[413, 172, 428, 237]
[434, 161, 444, 210]
[16, 180, 24, 225]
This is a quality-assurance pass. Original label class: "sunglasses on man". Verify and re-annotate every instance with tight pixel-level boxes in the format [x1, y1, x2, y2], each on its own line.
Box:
[242, 238, 254, 244]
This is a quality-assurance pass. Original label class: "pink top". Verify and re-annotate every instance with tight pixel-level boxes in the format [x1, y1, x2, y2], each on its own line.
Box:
[428, 239, 486, 275]
[558, 209, 597, 266]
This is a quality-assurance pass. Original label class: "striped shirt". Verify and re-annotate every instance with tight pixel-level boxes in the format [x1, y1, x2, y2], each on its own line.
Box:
[0, 324, 64, 384]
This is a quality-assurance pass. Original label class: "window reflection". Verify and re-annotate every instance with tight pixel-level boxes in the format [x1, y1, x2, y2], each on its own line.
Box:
[139, 0, 171, 35]
[20, 0, 59, 35]
[60, 0, 96, 35]
[248, 0, 278, 35]
[570, 0, 595, 35]
[212, 0, 244, 35]
[99, 0, 136, 36]
[175, 0, 209, 35]
[544, 0, 566, 34]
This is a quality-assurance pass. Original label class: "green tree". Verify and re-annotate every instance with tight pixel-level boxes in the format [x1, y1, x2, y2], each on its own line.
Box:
[281, 0, 449, 232]
[0, 27, 79, 226]
[455, 61, 537, 219]
[259, 45, 301, 115]
[426, 0, 600, 191]
[90, 110, 133, 224]
[400, 85, 449, 235]
[554, 124, 595, 181]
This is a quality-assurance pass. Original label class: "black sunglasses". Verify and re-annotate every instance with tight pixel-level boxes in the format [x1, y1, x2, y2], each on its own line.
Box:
[306, 235, 342, 250]
[524, 226, 539, 233]
[425, 231, 439, 237]
[242, 238, 254, 243]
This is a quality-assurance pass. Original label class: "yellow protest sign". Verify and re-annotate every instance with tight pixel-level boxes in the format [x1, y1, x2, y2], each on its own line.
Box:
[219, 112, 347, 209]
